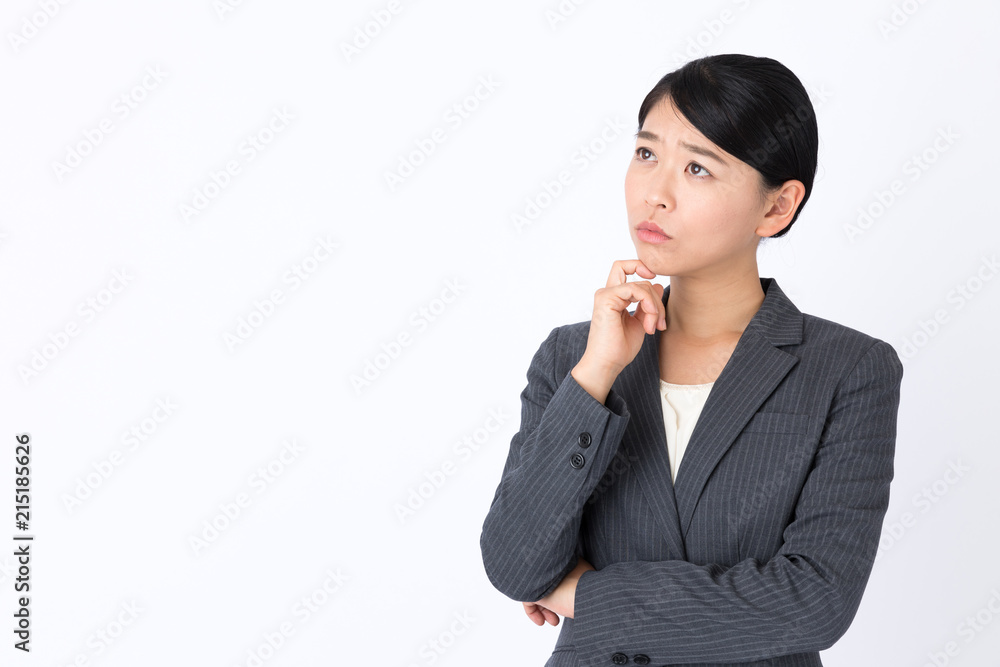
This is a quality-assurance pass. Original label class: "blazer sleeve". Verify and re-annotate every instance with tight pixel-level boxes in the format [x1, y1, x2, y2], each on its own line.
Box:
[571, 339, 904, 664]
[480, 325, 632, 602]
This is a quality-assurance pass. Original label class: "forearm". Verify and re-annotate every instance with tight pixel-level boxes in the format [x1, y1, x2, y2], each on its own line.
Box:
[573, 552, 861, 663]
[480, 367, 630, 601]
[571, 340, 901, 663]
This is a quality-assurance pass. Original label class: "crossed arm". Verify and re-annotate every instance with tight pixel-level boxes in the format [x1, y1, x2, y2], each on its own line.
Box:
[481, 329, 903, 663]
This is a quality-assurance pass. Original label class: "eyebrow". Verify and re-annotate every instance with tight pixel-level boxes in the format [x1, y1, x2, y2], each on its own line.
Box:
[635, 130, 729, 167]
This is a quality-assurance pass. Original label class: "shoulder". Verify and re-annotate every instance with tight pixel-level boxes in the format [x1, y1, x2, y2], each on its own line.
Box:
[796, 312, 904, 385]
[548, 318, 594, 359]
[521, 318, 595, 386]
[801, 310, 881, 348]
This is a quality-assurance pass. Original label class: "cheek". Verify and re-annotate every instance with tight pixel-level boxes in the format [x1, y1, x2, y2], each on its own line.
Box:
[692, 189, 751, 229]
[623, 165, 637, 190]
[682, 192, 728, 231]
[623, 174, 642, 208]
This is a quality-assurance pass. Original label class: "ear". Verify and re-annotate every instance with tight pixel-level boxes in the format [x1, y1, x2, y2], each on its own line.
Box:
[758, 180, 805, 237]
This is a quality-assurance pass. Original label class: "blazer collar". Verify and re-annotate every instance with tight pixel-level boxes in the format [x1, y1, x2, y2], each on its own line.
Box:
[616, 276, 804, 558]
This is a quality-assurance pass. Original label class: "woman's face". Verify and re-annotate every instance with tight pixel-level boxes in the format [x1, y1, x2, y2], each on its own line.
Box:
[625, 96, 776, 278]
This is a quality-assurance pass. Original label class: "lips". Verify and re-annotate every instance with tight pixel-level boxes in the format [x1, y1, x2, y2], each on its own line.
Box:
[637, 221, 670, 237]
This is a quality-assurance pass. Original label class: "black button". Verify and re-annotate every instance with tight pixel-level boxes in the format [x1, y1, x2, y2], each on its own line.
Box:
[578, 432, 592, 448]
[570, 452, 586, 468]
[611, 653, 628, 665]
[633, 655, 650, 666]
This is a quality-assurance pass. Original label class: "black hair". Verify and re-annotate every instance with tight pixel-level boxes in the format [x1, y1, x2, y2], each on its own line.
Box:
[637, 54, 818, 238]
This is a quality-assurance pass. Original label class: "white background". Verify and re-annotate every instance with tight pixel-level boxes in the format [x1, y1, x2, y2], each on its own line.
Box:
[1, 0, 998, 665]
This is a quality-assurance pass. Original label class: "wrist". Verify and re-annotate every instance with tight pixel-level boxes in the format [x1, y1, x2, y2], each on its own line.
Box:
[571, 358, 620, 405]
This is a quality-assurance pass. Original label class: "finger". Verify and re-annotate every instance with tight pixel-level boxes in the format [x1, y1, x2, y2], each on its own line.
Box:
[605, 282, 665, 333]
[541, 608, 560, 625]
[654, 283, 666, 329]
[606, 259, 657, 288]
[523, 603, 544, 626]
[630, 298, 654, 335]
[634, 282, 666, 329]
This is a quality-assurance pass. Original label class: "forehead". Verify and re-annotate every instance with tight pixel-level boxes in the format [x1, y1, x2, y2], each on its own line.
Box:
[639, 98, 746, 170]
[641, 97, 713, 143]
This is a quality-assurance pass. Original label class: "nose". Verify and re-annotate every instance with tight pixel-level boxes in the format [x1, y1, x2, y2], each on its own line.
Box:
[644, 174, 676, 211]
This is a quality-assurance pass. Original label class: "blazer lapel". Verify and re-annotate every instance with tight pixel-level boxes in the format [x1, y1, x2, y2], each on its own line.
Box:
[616, 277, 804, 554]
[618, 328, 688, 559]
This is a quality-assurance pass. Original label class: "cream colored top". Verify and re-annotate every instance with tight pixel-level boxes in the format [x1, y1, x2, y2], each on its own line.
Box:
[659, 379, 715, 484]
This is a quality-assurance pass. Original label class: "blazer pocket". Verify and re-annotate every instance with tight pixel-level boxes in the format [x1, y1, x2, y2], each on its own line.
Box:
[741, 411, 811, 435]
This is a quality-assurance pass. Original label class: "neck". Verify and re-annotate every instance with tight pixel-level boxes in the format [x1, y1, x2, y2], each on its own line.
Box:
[663, 271, 766, 342]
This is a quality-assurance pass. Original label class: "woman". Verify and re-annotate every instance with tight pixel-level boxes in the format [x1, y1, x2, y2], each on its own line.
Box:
[480, 54, 903, 666]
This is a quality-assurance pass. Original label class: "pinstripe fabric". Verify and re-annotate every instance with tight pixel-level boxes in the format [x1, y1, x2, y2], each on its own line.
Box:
[479, 277, 904, 667]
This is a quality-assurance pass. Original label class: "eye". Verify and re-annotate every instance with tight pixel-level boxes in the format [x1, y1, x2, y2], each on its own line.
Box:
[634, 148, 712, 179]
[634, 147, 655, 162]
[687, 162, 712, 178]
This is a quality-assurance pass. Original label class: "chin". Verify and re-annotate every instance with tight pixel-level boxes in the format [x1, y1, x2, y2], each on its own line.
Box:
[631, 248, 665, 274]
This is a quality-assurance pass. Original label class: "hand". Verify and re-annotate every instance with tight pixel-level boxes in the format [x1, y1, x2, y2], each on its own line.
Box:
[525, 557, 596, 622]
[522, 601, 560, 626]
[579, 260, 666, 380]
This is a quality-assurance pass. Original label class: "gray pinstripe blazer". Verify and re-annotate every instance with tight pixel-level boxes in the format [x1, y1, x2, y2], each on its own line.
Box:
[480, 277, 903, 667]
